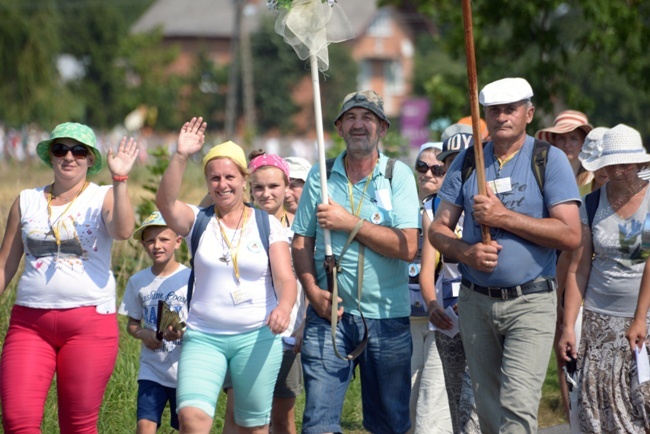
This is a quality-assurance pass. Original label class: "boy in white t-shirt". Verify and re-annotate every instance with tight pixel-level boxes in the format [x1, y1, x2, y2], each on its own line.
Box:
[119, 211, 190, 433]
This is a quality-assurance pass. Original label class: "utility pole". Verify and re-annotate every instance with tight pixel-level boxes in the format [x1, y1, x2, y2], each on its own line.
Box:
[241, 3, 257, 137]
[225, 0, 243, 138]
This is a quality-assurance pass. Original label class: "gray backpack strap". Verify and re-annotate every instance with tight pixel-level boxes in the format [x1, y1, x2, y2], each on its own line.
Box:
[253, 206, 270, 256]
[187, 206, 215, 308]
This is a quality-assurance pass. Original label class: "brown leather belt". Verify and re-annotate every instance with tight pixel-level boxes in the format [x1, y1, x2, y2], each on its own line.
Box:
[461, 277, 556, 300]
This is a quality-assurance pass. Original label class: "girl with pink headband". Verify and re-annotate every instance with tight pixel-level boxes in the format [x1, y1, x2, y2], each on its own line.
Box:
[248, 152, 291, 226]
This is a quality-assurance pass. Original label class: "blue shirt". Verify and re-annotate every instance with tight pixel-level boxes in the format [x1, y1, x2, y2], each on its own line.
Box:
[292, 152, 419, 318]
[437, 135, 581, 287]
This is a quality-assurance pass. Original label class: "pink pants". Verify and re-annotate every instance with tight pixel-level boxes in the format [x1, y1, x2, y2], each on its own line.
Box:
[1, 305, 119, 434]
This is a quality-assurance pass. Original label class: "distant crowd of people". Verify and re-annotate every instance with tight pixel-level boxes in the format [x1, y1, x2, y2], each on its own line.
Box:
[1, 78, 650, 434]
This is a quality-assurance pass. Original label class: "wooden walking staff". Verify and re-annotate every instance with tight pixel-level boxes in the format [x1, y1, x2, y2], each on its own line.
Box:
[461, 0, 491, 244]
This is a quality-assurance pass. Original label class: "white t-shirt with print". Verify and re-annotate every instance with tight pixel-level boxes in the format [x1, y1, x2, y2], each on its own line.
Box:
[583, 185, 650, 317]
[17, 184, 116, 309]
[187, 207, 288, 335]
[119, 264, 189, 387]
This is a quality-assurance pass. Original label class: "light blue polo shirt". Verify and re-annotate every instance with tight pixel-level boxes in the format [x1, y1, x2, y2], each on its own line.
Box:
[292, 152, 419, 319]
[437, 135, 581, 287]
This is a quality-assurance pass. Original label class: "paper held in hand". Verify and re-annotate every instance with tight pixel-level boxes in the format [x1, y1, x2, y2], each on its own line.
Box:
[428, 306, 460, 338]
[635, 343, 650, 384]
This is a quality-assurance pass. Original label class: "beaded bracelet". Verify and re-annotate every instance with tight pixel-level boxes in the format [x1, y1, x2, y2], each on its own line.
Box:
[112, 175, 129, 182]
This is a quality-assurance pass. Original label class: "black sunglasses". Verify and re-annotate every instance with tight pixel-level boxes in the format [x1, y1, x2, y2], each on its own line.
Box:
[51, 143, 90, 159]
[415, 160, 446, 176]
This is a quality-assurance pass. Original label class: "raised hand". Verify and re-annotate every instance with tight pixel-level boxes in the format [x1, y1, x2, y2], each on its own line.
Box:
[177, 117, 207, 158]
[107, 137, 138, 177]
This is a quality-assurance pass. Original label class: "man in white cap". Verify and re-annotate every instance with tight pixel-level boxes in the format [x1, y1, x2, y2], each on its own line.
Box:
[429, 77, 582, 433]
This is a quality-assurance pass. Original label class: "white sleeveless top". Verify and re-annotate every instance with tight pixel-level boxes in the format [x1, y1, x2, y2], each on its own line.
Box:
[17, 183, 116, 308]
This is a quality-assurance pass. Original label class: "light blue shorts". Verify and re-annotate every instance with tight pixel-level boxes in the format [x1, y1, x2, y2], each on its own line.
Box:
[176, 327, 282, 427]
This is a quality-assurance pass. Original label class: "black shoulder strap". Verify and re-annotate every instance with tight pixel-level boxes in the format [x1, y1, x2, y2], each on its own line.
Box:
[326, 156, 395, 187]
[531, 139, 550, 193]
[461, 141, 549, 193]
[461, 146, 477, 184]
[585, 188, 601, 229]
[187, 206, 215, 308]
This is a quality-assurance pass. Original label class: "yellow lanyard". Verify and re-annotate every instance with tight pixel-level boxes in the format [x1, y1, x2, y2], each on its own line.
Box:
[280, 209, 289, 228]
[217, 207, 248, 283]
[346, 158, 376, 217]
[47, 181, 89, 246]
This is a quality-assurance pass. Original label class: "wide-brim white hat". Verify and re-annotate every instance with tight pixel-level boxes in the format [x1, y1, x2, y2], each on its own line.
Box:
[580, 124, 650, 172]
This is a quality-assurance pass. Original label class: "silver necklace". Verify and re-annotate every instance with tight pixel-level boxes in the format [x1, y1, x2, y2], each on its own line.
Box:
[215, 207, 244, 265]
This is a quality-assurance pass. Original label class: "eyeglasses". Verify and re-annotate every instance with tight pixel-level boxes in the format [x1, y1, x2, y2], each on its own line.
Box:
[415, 160, 446, 176]
[50, 143, 90, 159]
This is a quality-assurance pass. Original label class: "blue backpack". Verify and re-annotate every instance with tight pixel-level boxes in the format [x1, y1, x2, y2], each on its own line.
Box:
[187, 204, 271, 307]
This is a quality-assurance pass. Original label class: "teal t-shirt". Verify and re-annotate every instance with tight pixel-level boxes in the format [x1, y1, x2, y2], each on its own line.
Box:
[292, 152, 419, 318]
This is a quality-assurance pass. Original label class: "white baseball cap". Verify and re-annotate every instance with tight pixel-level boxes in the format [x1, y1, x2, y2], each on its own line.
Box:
[284, 157, 312, 182]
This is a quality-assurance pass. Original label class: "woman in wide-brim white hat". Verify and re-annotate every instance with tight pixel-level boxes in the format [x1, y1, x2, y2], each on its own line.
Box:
[558, 124, 650, 432]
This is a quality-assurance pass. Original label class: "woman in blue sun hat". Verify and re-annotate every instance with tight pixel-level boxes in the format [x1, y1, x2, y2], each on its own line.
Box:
[0, 122, 138, 433]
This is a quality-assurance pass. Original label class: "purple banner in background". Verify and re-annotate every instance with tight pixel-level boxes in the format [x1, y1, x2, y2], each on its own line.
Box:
[401, 98, 431, 149]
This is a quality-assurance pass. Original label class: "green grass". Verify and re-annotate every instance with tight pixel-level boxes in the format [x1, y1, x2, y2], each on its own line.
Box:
[0, 160, 566, 432]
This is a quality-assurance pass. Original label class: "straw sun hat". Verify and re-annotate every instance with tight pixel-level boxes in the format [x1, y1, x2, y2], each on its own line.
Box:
[580, 124, 650, 172]
[535, 110, 593, 144]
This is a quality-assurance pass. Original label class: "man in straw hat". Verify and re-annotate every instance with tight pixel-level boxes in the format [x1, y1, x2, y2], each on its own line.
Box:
[429, 77, 582, 433]
[292, 90, 420, 433]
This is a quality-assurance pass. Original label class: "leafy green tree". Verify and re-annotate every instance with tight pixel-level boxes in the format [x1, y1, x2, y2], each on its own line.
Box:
[55, 0, 155, 128]
[119, 29, 185, 131]
[381, 0, 650, 139]
[251, 16, 358, 135]
[318, 42, 359, 130]
[251, 17, 305, 134]
[184, 51, 230, 132]
[0, 0, 77, 127]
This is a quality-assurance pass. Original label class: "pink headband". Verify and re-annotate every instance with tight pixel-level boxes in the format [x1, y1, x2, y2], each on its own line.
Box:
[248, 154, 290, 179]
